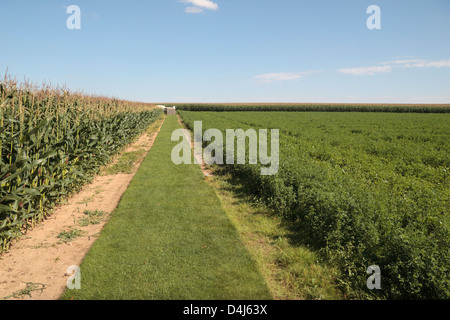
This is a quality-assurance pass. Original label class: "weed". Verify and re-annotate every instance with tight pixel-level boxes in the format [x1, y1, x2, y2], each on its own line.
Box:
[78, 210, 107, 226]
[103, 150, 146, 175]
[2, 282, 46, 300]
[57, 228, 84, 243]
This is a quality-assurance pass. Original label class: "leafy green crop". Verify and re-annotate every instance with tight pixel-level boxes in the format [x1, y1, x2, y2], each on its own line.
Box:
[179, 110, 450, 299]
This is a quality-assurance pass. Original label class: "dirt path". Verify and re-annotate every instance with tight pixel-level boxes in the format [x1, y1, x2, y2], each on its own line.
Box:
[0, 118, 164, 300]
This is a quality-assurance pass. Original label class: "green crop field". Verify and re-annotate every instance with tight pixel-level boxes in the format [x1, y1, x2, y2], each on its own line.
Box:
[1, 75, 449, 300]
[0, 79, 162, 252]
[178, 110, 450, 299]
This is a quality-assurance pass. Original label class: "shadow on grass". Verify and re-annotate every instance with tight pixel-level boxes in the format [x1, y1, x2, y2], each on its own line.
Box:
[212, 165, 315, 248]
[209, 165, 345, 300]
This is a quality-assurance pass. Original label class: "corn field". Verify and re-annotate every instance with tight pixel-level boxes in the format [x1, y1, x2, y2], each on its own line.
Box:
[0, 77, 161, 253]
[175, 103, 450, 113]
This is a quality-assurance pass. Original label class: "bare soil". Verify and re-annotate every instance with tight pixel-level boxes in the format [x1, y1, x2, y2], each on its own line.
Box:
[0, 121, 163, 300]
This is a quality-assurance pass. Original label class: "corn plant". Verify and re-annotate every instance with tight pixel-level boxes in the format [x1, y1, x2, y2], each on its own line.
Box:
[0, 76, 162, 252]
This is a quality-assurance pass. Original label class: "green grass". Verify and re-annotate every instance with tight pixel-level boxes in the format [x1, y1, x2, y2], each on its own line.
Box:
[60, 115, 272, 300]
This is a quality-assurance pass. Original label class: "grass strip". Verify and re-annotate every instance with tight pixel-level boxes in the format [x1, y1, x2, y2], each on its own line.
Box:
[60, 115, 272, 300]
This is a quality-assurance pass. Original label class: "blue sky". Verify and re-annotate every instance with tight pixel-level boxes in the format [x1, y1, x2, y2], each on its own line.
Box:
[0, 0, 449, 103]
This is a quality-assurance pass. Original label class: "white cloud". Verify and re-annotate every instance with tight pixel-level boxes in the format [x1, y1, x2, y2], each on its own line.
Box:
[338, 58, 450, 76]
[185, 6, 203, 14]
[338, 65, 392, 76]
[181, 0, 219, 12]
[255, 57, 450, 84]
[404, 59, 450, 68]
[381, 59, 423, 65]
[382, 58, 450, 69]
[253, 71, 319, 83]
[254, 73, 302, 83]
